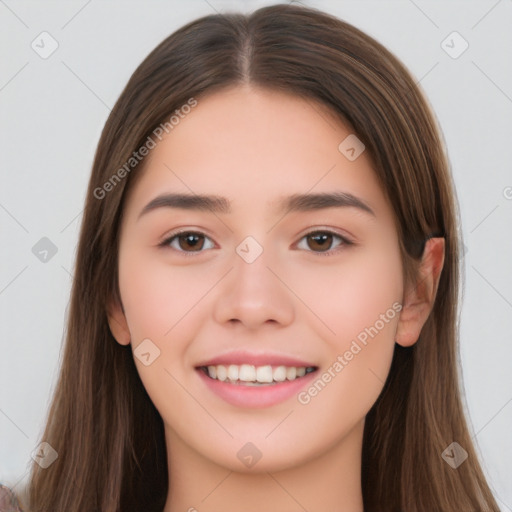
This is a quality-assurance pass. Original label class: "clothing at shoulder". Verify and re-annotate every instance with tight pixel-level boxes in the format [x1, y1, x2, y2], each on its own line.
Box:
[0, 484, 24, 512]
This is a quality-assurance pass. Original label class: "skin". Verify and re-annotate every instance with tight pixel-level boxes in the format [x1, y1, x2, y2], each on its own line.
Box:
[108, 85, 444, 512]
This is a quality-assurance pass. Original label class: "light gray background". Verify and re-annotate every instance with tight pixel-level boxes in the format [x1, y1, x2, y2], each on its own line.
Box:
[1, 0, 511, 507]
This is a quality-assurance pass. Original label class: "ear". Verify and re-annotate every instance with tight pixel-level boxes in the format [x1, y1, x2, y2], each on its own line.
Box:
[107, 298, 131, 346]
[395, 237, 445, 347]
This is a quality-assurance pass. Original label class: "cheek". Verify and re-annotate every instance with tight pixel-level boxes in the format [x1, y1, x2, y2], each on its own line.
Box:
[117, 249, 212, 422]
[118, 248, 210, 344]
[289, 243, 403, 408]
[290, 244, 403, 345]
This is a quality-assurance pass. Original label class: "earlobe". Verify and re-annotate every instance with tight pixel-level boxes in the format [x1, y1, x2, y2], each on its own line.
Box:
[107, 299, 131, 346]
[395, 237, 445, 347]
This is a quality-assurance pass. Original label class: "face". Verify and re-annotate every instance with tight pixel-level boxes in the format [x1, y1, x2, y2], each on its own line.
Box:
[109, 85, 410, 473]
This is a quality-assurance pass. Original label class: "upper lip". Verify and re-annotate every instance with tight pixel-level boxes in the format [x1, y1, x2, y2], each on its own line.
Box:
[195, 350, 317, 368]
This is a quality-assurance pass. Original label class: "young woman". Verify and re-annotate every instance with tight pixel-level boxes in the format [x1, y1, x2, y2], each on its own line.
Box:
[13, 3, 500, 511]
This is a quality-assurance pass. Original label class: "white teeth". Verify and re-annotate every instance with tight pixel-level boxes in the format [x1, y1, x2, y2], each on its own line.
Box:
[273, 366, 287, 382]
[239, 364, 256, 381]
[207, 365, 217, 379]
[202, 363, 314, 384]
[286, 367, 297, 380]
[227, 364, 239, 381]
[256, 365, 273, 383]
[216, 365, 227, 381]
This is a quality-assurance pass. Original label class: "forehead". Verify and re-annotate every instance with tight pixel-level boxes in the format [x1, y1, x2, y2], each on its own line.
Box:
[122, 85, 392, 223]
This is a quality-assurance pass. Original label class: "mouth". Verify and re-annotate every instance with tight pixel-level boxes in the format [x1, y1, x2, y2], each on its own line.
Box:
[197, 364, 317, 386]
[195, 362, 319, 408]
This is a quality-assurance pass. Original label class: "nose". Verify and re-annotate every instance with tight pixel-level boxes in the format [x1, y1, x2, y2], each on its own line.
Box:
[212, 244, 295, 331]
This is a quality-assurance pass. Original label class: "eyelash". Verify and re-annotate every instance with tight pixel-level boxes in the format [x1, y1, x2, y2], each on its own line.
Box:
[157, 228, 354, 257]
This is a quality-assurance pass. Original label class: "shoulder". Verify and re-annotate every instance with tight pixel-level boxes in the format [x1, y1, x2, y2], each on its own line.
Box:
[0, 484, 24, 512]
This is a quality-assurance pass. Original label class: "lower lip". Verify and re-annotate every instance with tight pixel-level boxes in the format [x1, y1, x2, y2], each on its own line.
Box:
[196, 368, 318, 408]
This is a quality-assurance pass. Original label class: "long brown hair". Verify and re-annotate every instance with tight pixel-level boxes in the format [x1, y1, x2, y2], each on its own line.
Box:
[25, 3, 500, 511]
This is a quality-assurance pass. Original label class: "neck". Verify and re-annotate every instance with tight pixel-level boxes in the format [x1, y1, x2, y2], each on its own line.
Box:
[163, 420, 365, 512]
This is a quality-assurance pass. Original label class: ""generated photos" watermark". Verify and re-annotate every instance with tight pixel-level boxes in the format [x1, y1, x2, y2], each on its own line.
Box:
[298, 301, 402, 405]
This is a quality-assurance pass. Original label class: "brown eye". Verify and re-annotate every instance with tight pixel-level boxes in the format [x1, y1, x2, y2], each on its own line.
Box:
[297, 230, 352, 255]
[160, 231, 215, 253]
[307, 232, 334, 252]
[177, 233, 204, 251]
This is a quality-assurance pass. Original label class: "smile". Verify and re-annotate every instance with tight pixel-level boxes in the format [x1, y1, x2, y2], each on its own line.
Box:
[195, 363, 319, 408]
[199, 364, 316, 385]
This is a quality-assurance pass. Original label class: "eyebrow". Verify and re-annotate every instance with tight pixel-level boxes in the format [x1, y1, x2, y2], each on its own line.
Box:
[137, 191, 375, 220]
